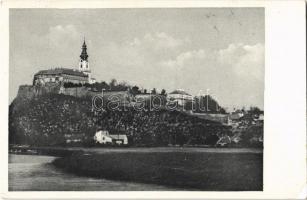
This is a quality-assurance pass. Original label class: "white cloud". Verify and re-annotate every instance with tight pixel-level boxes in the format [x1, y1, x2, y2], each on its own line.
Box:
[157, 43, 264, 108]
[21, 24, 83, 68]
[103, 42, 144, 67]
[161, 49, 207, 68]
[218, 43, 264, 81]
[98, 32, 189, 74]
[153, 32, 187, 49]
[128, 32, 188, 52]
[160, 43, 264, 82]
[47, 25, 80, 48]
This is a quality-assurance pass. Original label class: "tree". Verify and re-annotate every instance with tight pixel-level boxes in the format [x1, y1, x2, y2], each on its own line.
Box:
[248, 106, 263, 115]
[100, 81, 110, 90]
[194, 95, 225, 113]
[131, 86, 140, 95]
[161, 89, 166, 95]
[91, 81, 109, 92]
[114, 81, 129, 91]
[109, 79, 117, 90]
[151, 88, 157, 94]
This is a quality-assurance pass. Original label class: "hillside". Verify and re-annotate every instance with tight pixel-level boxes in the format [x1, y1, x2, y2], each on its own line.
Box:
[9, 93, 263, 147]
[9, 94, 95, 146]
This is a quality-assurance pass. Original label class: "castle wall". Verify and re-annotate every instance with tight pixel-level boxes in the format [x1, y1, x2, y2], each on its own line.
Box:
[17, 84, 125, 102]
[17, 83, 62, 99]
[61, 87, 100, 98]
[17, 85, 37, 99]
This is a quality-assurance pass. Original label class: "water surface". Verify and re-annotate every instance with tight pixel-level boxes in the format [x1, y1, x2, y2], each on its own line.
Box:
[9, 154, 175, 191]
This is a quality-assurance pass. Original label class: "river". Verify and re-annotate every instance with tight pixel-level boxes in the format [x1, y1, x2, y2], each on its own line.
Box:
[9, 154, 175, 191]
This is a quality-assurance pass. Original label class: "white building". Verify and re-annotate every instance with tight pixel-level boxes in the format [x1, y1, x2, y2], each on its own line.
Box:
[94, 130, 128, 145]
[167, 89, 193, 106]
[33, 39, 96, 85]
[109, 134, 128, 145]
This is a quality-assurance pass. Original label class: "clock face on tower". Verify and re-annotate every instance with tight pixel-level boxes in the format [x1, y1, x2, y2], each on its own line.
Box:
[79, 60, 89, 71]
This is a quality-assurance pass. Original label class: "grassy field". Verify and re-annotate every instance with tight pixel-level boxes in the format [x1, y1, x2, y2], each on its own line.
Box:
[52, 149, 262, 191]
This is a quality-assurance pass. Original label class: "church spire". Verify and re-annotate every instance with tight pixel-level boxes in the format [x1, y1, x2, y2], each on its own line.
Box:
[80, 38, 88, 61]
[78, 38, 96, 84]
[79, 38, 90, 73]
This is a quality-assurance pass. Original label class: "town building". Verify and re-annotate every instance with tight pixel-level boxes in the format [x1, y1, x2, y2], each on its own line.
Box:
[33, 68, 89, 85]
[94, 130, 113, 144]
[33, 39, 96, 86]
[109, 134, 128, 145]
[94, 130, 128, 145]
[167, 89, 193, 106]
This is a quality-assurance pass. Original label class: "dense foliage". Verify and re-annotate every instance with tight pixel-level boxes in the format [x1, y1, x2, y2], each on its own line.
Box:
[9, 94, 263, 147]
[9, 95, 95, 146]
[95, 108, 228, 146]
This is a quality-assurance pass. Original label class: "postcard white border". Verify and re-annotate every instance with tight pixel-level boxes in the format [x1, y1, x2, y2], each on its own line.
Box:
[0, 0, 306, 199]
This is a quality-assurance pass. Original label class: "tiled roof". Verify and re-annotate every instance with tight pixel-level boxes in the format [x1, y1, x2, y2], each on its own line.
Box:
[169, 89, 191, 96]
[35, 68, 88, 77]
[109, 135, 127, 140]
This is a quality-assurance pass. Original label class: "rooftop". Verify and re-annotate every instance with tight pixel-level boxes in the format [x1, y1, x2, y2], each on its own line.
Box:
[35, 68, 88, 77]
[109, 134, 128, 140]
[169, 89, 191, 96]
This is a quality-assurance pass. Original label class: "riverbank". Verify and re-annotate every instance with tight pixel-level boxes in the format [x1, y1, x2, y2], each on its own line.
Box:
[9, 145, 263, 154]
[52, 149, 263, 191]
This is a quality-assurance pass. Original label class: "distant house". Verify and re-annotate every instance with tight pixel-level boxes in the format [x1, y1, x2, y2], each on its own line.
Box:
[109, 134, 128, 145]
[167, 89, 193, 106]
[94, 130, 113, 144]
[229, 111, 244, 120]
[94, 130, 128, 145]
[216, 135, 231, 146]
[256, 113, 264, 121]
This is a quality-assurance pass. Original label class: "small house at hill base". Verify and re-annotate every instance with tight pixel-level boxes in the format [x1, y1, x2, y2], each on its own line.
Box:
[94, 130, 128, 145]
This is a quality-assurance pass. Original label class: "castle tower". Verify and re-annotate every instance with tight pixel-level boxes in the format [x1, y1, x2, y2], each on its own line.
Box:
[79, 39, 91, 81]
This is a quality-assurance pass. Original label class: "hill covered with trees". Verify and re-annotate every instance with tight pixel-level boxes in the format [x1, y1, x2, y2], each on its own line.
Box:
[9, 94, 263, 147]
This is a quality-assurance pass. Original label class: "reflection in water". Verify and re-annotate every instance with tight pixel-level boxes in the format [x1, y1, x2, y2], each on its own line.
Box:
[9, 154, 175, 191]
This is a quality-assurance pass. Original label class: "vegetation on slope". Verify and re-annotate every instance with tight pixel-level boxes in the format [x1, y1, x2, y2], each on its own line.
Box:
[9, 94, 263, 147]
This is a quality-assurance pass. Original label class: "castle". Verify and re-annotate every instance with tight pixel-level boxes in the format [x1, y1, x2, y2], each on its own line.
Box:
[33, 39, 96, 86]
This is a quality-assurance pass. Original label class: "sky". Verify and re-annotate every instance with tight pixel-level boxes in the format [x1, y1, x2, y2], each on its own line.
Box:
[9, 8, 264, 109]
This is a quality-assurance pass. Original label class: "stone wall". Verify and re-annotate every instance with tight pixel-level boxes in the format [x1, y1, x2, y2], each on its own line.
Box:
[188, 113, 229, 124]
[17, 83, 61, 99]
[17, 84, 101, 100]
[60, 87, 100, 98]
